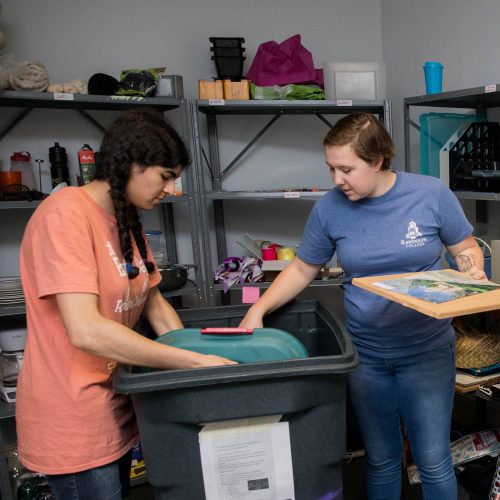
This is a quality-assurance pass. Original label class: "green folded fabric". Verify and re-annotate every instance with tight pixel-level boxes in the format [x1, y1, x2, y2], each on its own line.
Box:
[251, 83, 325, 100]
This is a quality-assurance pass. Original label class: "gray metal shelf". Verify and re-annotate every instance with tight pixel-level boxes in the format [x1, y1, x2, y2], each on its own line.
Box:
[205, 190, 328, 200]
[403, 84, 500, 173]
[403, 85, 500, 222]
[404, 84, 500, 109]
[0, 201, 42, 209]
[454, 191, 500, 201]
[160, 194, 188, 203]
[0, 90, 184, 111]
[213, 278, 344, 291]
[191, 99, 392, 305]
[0, 93, 205, 308]
[197, 99, 391, 117]
[0, 281, 202, 320]
[0, 90, 188, 141]
[0, 305, 25, 317]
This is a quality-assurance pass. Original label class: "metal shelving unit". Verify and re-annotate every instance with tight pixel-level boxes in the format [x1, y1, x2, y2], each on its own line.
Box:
[0, 400, 14, 500]
[190, 99, 392, 306]
[0, 89, 206, 306]
[403, 84, 500, 228]
[403, 84, 500, 192]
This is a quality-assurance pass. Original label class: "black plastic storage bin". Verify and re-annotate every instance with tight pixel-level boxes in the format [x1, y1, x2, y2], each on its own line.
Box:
[210, 46, 246, 57]
[211, 55, 246, 80]
[114, 300, 358, 500]
[209, 36, 245, 48]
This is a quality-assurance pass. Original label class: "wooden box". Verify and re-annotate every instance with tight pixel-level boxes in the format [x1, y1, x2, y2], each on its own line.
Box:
[198, 80, 224, 99]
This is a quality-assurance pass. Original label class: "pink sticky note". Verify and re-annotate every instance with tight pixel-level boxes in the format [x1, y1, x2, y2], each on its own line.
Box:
[242, 286, 260, 304]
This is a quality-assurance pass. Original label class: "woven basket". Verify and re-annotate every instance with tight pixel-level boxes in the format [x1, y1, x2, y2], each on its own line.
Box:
[454, 317, 500, 368]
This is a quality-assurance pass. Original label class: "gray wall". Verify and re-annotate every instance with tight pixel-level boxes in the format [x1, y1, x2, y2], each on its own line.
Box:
[0, 0, 383, 276]
[2, 0, 500, 276]
[382, 0, 500, 168]
[2, 0, 383, 99]
[381, 0, 500, 241]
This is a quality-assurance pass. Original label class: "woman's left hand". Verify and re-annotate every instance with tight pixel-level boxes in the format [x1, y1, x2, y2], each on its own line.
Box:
[447, 236, 488, 282]
[462, 268, 488, 281]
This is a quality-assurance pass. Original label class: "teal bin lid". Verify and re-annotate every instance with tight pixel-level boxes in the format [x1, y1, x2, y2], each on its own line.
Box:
[155, 327, 309, 363]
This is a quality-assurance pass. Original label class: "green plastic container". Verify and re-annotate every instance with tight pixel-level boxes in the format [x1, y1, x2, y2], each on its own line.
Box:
[419, 112, 484, 177]
[155, 327, 309, 363]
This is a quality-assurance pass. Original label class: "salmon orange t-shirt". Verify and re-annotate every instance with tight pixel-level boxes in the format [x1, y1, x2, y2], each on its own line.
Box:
[17, 187, 161, 474]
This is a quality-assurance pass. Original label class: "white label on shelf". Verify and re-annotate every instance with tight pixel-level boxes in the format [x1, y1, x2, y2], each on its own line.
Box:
[485, 84, 497, 93]
[283, 191, 300, 198]
[53, 93, 74, 101]
[336, 99, 353, 106]
[209, 99, 226, 105]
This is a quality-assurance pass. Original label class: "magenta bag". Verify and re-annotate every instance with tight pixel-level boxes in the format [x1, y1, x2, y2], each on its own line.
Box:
[246, 34, 323, 87]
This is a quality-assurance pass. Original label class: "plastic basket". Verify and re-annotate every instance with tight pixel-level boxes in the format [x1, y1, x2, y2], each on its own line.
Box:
[419, 112, 483, 177]
[211, 55, 246, 80]
[210, 46, 246, 57]
[209, 36, 245, 48]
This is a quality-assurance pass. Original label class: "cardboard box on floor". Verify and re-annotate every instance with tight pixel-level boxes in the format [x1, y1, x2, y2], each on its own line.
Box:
[352, 269, 500, 319]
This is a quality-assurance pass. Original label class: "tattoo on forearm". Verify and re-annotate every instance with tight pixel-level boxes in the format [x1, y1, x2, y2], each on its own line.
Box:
[456, 253, 475, 272]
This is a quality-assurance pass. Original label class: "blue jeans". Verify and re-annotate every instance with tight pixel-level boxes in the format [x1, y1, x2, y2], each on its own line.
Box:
[46, 450, 132, 500]
[347, 341, 457, 500]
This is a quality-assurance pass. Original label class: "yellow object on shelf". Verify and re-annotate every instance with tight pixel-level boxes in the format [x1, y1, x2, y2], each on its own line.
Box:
[198, 80, 224, 99]
[277, 246, 296, 260]
[223, 79, 250, 100]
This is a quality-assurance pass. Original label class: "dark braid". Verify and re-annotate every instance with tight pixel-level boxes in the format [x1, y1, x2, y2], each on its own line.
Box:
[94, 108, 190, 279]
[130, 207, 155, 273]
[107, 175, 139, 278]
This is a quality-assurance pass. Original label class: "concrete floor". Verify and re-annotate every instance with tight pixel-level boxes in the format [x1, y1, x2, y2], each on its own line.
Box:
[127, 459, 471, 499]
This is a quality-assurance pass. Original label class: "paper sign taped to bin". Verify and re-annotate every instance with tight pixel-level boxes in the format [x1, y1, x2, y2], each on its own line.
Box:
[199, 415, 295, 500]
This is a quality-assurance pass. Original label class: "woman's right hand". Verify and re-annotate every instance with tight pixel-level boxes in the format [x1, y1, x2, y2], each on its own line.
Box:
[239, 308, 264, 329]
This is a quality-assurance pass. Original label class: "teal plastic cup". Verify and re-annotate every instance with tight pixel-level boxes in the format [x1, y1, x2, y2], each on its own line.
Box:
[423, 61, 443, 94]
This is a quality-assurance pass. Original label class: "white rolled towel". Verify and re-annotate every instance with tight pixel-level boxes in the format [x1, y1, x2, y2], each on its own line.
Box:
[8, 60, 50, 92]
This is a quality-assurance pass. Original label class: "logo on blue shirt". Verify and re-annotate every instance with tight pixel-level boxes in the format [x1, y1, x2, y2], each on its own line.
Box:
[401, 220, 427, 248]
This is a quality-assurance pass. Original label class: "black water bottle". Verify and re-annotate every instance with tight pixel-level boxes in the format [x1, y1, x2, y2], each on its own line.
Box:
[49, 142, 70, 188]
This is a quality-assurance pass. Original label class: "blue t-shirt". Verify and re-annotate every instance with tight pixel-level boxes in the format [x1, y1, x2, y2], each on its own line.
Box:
[297, 171, 473, 358]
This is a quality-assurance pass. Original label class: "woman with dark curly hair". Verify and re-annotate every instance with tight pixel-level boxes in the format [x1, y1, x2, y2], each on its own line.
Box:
[17, 109, 236, 500]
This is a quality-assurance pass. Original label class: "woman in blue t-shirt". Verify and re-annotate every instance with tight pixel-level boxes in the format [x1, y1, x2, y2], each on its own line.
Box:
[240, 113, 486, 499]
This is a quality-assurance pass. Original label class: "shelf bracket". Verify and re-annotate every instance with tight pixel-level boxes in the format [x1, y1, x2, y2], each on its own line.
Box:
[0, 108, 33, 143]
[76, 109, 107, 133]
[0, 107, 107, 145]
[220, 113, 282, 181]
[408, 118, 420, 132]
[314, 112, 334, 129]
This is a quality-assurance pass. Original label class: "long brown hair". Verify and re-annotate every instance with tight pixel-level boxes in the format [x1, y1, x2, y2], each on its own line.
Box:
[94, 108, 190, 279]
[323, 113, 394, 170]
